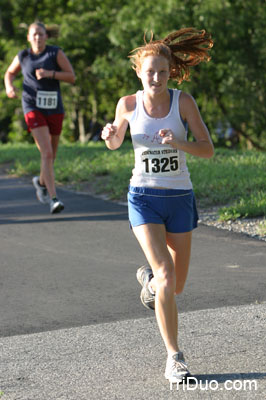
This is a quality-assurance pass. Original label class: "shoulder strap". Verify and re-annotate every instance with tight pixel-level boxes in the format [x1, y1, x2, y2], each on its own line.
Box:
[129, 91, 142, 123]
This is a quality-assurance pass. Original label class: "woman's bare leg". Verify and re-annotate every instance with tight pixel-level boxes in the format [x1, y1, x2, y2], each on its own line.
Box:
[133, 223, 178, 355]
[32, 126, 57, 198]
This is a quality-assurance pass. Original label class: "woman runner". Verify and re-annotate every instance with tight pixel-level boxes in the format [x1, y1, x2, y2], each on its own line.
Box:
[4, 21, 75, 213]
[101, 28, 214, 383]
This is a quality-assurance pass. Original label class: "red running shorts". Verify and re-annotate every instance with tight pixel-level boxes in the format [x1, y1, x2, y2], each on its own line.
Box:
[25, 110, 64, 136]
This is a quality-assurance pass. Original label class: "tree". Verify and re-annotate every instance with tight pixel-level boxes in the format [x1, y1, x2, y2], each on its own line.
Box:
[1, 0, 265, 149]
[0, 0, 127, 142]
[106, 0, 266, 149]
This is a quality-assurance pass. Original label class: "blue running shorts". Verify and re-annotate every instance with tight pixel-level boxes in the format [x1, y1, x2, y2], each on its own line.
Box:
[128, 186, 198, 233]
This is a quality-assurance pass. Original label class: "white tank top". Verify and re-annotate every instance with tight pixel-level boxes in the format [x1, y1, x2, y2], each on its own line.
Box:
[129, 89, 192, 189]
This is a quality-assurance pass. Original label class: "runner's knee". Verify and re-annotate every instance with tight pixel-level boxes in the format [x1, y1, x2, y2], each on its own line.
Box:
[154, 263, 176, 293]
[41, 148, 54, 161]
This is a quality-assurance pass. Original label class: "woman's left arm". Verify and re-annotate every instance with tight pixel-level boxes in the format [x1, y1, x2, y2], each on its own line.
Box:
[35, 50, 75, 84]
[161, 92, 214, 158]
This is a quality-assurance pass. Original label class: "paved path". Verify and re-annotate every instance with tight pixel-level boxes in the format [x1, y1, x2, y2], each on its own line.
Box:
[0, 172, 266, 399]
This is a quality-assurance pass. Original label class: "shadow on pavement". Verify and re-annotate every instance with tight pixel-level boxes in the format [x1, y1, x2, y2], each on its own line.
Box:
[0, 212, 128, 225]
[192, 372, 266, 383]
[0, 175, 128, 224]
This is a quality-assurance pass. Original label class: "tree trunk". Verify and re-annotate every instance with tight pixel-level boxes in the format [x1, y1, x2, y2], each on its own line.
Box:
[78, 110, 87, 143]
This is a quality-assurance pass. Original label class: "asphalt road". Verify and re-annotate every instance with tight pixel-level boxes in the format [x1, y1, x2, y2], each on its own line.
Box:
[0, 171, 265, 399]
[1, 172, 265, 337]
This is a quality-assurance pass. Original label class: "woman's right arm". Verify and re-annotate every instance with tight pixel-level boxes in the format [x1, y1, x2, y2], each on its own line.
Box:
[101, 95, 136, 150]
[4, 55, 21, 98]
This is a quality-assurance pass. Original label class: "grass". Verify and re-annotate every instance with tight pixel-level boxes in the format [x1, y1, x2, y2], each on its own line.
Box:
[0, 142, 265, 221]
[187, 148, 266, 220]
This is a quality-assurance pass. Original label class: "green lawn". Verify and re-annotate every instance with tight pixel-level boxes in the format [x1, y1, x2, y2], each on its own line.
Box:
[0, 142, 265, 221]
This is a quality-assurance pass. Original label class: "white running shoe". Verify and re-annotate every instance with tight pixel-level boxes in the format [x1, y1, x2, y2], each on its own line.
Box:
[32, 176, 49, 204]
[165, 351, 190, 383]
[50, 198, 64, 214]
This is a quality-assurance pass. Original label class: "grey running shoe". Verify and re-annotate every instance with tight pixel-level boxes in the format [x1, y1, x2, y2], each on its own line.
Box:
[136, 265, 155, 310]
[165, 351, 190, 383]
[50, 198, 64, 214]
[32, 176, 49, 204]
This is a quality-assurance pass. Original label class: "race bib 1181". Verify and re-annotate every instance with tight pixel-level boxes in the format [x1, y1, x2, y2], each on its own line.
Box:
[36, 90, 58, 109]
[141, 148, 180, 176]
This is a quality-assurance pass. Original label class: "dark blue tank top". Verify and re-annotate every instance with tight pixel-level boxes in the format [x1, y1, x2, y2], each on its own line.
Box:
[18, 45, 64, 115]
